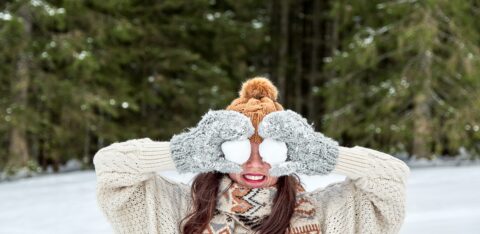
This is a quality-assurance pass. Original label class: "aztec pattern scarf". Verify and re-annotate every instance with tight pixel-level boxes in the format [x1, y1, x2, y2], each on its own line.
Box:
[203, 176, 321, 234]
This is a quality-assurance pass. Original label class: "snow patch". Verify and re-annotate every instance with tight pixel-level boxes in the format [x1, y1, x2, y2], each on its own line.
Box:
[1, 166, 479, 233]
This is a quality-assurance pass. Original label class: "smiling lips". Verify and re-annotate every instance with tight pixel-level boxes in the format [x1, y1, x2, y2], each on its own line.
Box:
[242, 173, 266, 183]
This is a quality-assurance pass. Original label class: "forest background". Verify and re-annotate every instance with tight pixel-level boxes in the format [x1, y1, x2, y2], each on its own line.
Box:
[1, 0, 479, 177]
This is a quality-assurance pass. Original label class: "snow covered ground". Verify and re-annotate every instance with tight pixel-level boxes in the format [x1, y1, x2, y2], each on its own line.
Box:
[0, 166, 479, 234]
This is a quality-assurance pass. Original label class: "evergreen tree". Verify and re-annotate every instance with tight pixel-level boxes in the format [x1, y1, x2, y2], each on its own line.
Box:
[322, 0, 480, 158]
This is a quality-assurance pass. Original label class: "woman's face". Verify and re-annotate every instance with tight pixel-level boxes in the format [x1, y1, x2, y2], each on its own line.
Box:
[228, 141, 278, 188]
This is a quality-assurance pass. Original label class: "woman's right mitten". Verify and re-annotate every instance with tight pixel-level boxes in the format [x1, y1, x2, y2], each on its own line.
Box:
[169, 110, 255, 174]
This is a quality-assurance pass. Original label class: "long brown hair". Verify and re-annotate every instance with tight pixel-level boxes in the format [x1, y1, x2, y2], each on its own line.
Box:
[180, 172, 300, 234]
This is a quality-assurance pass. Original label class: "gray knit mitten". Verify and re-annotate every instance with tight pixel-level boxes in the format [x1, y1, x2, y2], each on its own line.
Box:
[258, 110, 339, 176]
[170, 110, 255, 174]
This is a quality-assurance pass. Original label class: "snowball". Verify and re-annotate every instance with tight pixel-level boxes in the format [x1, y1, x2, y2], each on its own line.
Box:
[259, 138, 287, 165]
[221, 139, 251, 165]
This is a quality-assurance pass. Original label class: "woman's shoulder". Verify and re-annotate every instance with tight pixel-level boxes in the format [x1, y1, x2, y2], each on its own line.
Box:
[154, 174, 191, 198]
[152, 174, 193, 223]
[299, 179, 357, 214]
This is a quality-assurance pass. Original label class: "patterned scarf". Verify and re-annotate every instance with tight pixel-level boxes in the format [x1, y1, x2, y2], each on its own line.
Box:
[203, 176, 321, 234]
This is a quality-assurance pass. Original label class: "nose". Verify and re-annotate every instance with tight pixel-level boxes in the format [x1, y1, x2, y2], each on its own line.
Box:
[244, 142, 268, 168]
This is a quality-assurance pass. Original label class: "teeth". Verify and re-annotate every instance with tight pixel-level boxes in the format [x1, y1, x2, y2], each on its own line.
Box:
[244, 175, 265, 181]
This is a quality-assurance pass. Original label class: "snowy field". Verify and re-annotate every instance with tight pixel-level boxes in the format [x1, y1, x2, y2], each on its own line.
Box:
[0, 166, 479, 234]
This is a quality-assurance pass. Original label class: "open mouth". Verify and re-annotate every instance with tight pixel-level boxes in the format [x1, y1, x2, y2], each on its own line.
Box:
[242, 173, 266, 183]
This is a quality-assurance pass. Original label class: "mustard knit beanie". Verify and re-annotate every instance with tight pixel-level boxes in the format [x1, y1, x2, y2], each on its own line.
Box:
[225, 77, 284, 143]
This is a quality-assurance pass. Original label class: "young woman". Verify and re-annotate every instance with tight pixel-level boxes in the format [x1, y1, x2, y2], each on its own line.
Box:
[94, 77, 410, 234]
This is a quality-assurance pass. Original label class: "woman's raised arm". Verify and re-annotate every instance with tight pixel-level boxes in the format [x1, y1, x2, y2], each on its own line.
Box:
[310, 146, 410, 234]
[93, 138, 190, 233]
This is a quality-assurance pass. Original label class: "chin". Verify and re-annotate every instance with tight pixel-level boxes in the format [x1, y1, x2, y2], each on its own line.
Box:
[228, 172, 278, 188]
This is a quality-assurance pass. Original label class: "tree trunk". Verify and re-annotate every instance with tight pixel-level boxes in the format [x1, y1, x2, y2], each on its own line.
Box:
[277, 0, 289, 104]
[291, 2, 306, 113]
[293, 5, 304, 113]
[7, 4, 31, 170]
[83, 121, 91, 165]
[413, 92, 432, 159]
[308, 0, 321, 122]
[412, 51, 433, 159]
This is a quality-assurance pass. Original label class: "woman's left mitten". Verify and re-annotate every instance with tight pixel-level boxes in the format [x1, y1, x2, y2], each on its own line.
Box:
[258, 110, 340, 176]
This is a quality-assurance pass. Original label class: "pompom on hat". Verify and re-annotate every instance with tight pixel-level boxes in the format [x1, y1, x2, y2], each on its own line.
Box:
[226, 77, 284, 143]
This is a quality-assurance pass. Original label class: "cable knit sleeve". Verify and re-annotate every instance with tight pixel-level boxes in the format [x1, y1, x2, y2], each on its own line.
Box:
[308, 146, 410, 234]
[93, 138, 191, 233]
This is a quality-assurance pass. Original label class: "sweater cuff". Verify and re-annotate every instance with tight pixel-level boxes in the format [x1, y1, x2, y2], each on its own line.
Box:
[135, 138, 177, 173]
[332, 146, 371, 179]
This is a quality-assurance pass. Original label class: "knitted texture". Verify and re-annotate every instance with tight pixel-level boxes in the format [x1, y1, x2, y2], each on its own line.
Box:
[207, 176, 319, 233]
[258, 110, 339, 176]
[169, 109, 254, 173]
[225, 77, 284, 143]
[94, 138, 410, 234]
[93, 139, 191, 234]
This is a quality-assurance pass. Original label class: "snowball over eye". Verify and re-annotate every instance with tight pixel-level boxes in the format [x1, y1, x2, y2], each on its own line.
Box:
[221, 139, 251, 165]
[259, 138, 287, 165]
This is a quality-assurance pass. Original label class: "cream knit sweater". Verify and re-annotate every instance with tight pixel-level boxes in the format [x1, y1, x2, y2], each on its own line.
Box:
[93, 138, 410, 234]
